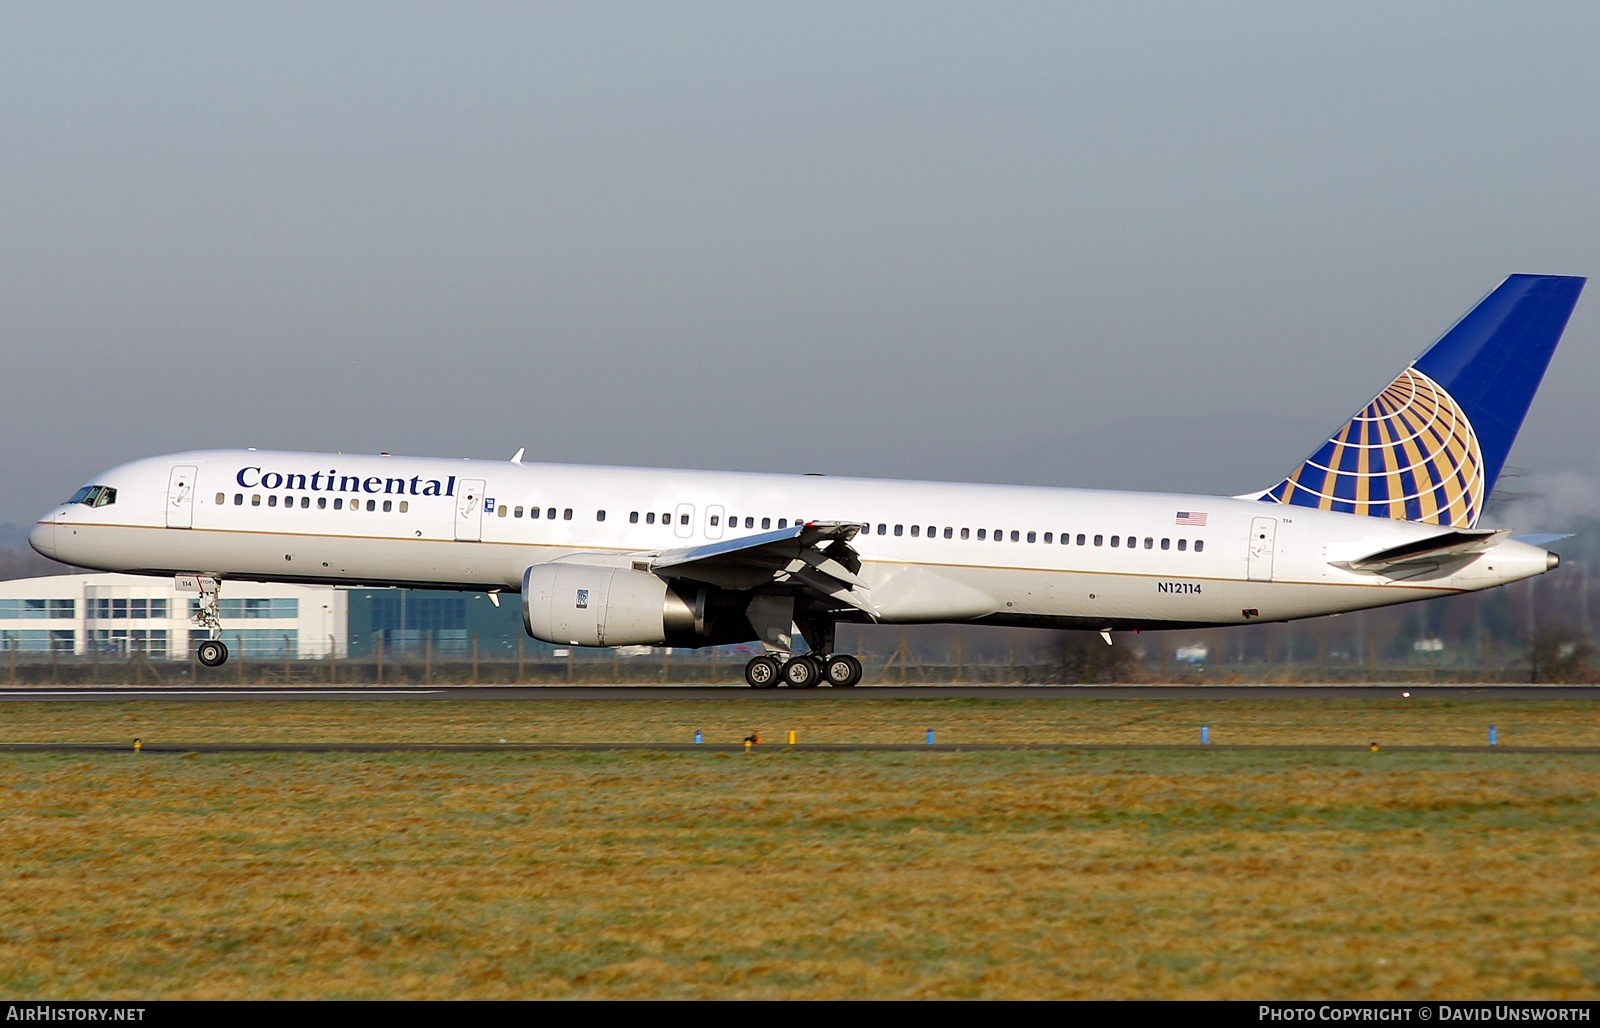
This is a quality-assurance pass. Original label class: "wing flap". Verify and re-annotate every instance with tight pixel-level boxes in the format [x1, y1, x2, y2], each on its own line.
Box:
[647, 521, 878, 614]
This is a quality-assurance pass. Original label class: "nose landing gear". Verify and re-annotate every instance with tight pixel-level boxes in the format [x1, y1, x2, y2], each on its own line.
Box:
[196, 638, 230, 668]
[190, 575, 230, 668]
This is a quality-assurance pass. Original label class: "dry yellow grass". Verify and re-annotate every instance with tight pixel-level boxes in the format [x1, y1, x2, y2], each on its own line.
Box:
[0, 698, 1597, 999]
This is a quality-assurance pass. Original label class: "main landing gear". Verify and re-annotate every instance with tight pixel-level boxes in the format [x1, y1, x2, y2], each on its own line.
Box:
[743, 653, 863, 689]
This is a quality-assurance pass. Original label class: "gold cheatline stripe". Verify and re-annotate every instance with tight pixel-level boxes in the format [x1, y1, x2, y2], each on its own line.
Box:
[50, 522, 1468, 594]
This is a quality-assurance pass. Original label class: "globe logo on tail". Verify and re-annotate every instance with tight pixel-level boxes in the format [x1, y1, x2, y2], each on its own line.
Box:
[1263, 368, 1485, 529]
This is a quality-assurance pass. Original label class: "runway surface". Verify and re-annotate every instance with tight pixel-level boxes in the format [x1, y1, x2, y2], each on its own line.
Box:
[5, 740, 1599, 754]
[2, 684, 1600, 702]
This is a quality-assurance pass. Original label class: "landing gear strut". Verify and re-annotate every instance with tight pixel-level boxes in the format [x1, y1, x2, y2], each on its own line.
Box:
[192, 576, 229, 667]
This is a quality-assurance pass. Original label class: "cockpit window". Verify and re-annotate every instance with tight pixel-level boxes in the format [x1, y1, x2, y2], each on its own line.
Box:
[69, 485, 116, 507]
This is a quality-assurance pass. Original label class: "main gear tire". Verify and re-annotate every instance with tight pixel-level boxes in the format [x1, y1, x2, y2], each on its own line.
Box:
[824, 654, 863, 687]
[744, 655, 781, 688]
[782, 655, 821, 688]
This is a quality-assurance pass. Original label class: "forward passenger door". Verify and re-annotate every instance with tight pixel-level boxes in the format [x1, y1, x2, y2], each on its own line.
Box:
[165, 465, 198, 529]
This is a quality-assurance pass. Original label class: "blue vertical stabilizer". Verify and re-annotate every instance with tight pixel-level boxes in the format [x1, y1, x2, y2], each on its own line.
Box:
[1261, 275, 1584, 528]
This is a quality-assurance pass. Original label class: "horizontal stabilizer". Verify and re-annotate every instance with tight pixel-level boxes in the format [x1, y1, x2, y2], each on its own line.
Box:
[1333, 529, 1509, 572]
[1511, 533, 1574, 548]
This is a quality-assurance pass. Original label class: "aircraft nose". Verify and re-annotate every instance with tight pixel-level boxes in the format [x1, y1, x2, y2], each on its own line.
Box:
[28, 520, 56, 560]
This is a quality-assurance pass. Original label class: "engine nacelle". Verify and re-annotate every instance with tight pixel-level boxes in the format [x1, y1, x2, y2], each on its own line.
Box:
[522, 562, 704, 647]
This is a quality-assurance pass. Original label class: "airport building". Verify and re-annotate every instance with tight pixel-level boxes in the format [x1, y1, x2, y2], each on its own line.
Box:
[0, 573, 535, 661]
[0, 573, 345, 660]
[343, 586, 529, 658]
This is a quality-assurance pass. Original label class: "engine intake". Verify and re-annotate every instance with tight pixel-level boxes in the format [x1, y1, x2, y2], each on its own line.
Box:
[522, 563, 705, 647]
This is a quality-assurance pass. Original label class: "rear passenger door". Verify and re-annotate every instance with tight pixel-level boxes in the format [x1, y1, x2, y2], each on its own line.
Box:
[456, 479, 486, 542]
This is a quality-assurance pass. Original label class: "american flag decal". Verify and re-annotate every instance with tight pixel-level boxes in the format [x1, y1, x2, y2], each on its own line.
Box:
[1175, 511, 1208, 526]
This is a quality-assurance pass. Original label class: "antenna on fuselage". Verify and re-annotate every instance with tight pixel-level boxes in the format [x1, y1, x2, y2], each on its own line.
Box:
[510, 448, 525, 465]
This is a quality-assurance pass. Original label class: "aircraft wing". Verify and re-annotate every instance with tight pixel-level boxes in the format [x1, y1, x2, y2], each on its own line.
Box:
[647, 521, 878, 615]
[1333, 528, 1511, 573]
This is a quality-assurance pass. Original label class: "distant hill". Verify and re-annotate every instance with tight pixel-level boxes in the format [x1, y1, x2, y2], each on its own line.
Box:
[0, 523, 86, 581]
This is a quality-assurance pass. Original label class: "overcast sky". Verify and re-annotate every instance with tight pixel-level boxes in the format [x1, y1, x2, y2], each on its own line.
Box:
[3, 2, 1598, 529]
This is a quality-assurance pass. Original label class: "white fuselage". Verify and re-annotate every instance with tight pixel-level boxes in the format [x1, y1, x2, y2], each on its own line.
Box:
[29, 449, 1558, 635]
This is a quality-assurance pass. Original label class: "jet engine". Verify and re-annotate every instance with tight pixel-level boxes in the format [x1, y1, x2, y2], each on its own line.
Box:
[522, 562, 706, 647]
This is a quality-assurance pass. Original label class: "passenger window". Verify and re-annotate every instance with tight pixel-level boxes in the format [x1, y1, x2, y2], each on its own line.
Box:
[214, 493, 225, 505]
[977, 529, 986, 540]
[960, 528, 969, 540]
[399, 501, 409, 513]
[646, 512, 655, 524]
[514, 506, 524, 518]
[318, 497, 326, 510]
[383, 500, 393, 512]
[909, 525, 918, 537]
[710, 515, 720, 527]
[1161, 538, 1170, 550]
[1043, 532, 1051, 543]
[1109, 535, 1117, 547]
[551, 509, 559, 520]
[268, 496, 278, 508]
[234, 494, 244, 506]
[301, 496, 310, 509]
[1076, 534, 1086, 545]
[1195, 540, 1205, 553]
[1011, 530, 1021, 542]
[630, 511, 639, 524]
[763, 518, 772, 530]
[498, 505, 508, 518]
[745, 517, 754, 529]
[1027, 531, 1036, 543]
[994, 529, 1003, 542]
[597, 510, 606, 522]
[944, 527, 953, 539]
[1144, 537, 1153, 549]
[367, 499, 376, 511]
[1178, 539, 1186, 550]
[895, 525, 904, 537]
[1094, 535, 1103, 546]
[333, 498, 343, 510]
[678, 513, 688, 525]
[778, 519, 788, 528]
[565, 509, 574, 521]
[876, 524, 886, 535]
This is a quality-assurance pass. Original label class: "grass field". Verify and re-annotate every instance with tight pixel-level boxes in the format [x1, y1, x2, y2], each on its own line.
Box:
[2, 697, 1598, 999]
